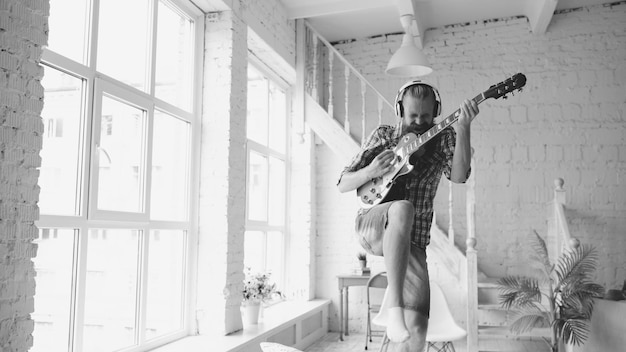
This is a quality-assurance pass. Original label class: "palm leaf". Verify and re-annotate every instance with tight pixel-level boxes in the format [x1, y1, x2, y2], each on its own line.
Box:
[560, 283, 604, 319]
[555, 245, 597, 287]
[528, 230, 553, 276]
[509, 313, 549, 335]
[498, 276, 542, 310]
[558, 318, 590, 346]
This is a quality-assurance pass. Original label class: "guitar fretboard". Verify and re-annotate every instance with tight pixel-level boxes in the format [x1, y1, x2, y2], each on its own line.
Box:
[402, 93, 485, 156]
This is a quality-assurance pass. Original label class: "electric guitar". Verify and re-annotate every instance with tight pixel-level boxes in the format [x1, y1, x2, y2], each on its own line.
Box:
[356, 73, 527, 209]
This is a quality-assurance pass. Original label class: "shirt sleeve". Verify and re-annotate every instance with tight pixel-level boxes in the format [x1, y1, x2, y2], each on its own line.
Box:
[441, 127, 471, 182]
[336, 126, 390, 185]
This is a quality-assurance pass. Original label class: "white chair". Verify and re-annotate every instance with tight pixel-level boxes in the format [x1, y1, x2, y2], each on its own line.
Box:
[373, 281, 467, 352]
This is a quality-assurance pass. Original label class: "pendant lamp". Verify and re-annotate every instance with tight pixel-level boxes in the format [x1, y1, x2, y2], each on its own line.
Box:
[385, 14, 432, 77]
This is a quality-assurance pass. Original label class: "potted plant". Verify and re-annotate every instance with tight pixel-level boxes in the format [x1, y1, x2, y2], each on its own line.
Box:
[497, 231, 604, 352]
[242, 267, 282, 324]
[357, 252, 368, 269]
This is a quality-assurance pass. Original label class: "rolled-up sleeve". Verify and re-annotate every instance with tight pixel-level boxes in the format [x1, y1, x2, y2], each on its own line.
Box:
[337, 126, 391, 185]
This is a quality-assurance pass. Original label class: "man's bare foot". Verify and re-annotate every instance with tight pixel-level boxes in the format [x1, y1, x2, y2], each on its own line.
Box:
[386, 307, 410, 343]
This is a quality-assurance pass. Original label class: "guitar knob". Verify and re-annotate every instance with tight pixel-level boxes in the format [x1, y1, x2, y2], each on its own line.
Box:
[368, 200, 373, 204]
[363, 195, 369, 200]
[370, 188, 376, 193]
[376, 193, 382, 198]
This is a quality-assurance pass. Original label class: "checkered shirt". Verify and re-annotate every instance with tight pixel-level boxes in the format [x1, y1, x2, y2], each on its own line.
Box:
[339, 125, 469, 248]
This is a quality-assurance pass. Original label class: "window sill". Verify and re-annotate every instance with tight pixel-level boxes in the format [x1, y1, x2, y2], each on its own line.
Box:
[150, 299, 330, 352]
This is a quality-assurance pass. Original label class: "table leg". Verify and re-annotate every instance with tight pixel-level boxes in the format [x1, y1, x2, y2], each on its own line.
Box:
[345, 287, 349, 336]
[338, 287, 344, 341]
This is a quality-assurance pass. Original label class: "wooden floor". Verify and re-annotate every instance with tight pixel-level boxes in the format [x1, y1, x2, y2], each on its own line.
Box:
[303, 332, 550, 352]
[303, 332, 468, 352]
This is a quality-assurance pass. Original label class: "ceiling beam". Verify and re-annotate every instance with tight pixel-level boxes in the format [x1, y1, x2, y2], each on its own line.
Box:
[190, 0, 230, 12]
[526, 0, 558, 34]
[285, 0, 389, 19]
[395, 0, 425, 48]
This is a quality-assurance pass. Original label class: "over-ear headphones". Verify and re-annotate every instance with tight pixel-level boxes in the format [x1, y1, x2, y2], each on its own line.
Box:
[394, 80, 442, 118]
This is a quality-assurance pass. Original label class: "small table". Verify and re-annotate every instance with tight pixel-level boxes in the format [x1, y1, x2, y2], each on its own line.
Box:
[337, 273, 371, 341]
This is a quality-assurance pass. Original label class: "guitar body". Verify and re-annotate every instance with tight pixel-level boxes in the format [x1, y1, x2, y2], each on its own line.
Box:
[354, 73, 527, 209]
[356, 133, 420, 209]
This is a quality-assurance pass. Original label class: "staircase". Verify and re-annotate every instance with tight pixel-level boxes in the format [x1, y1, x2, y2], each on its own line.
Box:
[299, 20, 567, 352]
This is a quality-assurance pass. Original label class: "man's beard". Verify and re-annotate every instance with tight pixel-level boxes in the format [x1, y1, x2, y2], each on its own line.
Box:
[403, 122, 433, 136]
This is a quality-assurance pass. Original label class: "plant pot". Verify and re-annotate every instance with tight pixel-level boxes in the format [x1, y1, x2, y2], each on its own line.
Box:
[242, 302, 261, 325]
[359, 260, 367, 269]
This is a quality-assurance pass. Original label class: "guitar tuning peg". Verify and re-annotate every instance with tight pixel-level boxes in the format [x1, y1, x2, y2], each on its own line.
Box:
[502, 95, 508, 100]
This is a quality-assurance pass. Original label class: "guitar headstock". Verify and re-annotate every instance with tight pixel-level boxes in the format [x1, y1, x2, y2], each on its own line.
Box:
[484, 73, 527, 100]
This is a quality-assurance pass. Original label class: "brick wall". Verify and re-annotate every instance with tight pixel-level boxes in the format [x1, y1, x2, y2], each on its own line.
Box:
[316, 2, 626, 332]
[0, 0, 48, 351]
[198, 10, 249, 335]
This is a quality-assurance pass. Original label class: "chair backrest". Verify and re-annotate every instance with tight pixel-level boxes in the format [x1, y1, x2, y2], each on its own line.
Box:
[367, 272, 388, 289]
[373, 280, 467, 341]
[426, 281, 467, 341]
[366, 272, 387, 304]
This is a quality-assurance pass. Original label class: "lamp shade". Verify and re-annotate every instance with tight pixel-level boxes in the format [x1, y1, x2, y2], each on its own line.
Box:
[385, 32, 432, 77]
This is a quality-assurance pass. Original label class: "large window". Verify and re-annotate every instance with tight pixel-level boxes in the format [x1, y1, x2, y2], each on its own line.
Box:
[245, 63, 289, 290]
[34, 1, 201, 351]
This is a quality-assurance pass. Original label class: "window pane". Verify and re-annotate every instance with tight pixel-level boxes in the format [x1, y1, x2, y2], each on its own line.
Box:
[247, 69, 268, 145]
[155, 1, 193, 110]
[39, 66, 84, 216]
[97, 96, 145, 212]
[82, 229, 139, 352]
[268, 157, 285, 226]
[266, 231, 284, 290]
[31, 229, 75, 352]
[145, 230, 185, 340]
[150, 111, 189, 221]
[48, 0, 89, 63]
[97, 0, 150, 91]
[244, 231, 264, 272]
[268, 83, 286, 153]
[247, 151, 268, 221]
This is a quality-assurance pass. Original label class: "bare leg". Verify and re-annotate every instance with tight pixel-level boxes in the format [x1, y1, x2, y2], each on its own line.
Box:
[389, 245, 430, 352]
[383, 200, 413, 343]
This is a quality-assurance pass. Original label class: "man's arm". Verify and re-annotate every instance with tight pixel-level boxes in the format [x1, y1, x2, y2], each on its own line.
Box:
[450, 99, 478, 183]
[337, 149, 396, 193]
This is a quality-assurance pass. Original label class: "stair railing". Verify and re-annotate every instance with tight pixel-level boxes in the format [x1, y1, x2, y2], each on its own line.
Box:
[303, 21, 394, 143]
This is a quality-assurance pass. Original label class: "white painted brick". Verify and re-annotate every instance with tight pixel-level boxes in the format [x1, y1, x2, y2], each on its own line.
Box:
[1, 0, 47, 350]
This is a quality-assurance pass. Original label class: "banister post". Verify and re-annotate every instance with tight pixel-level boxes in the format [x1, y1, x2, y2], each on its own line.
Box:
[466, 237, 478, 352]
[448, 181, 455, 246]
[466, 147, 478, 352]
[554, 177, 565, 205]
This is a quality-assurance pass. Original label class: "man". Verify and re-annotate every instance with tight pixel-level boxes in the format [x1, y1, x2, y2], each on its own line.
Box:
[337, 80, 478, 350]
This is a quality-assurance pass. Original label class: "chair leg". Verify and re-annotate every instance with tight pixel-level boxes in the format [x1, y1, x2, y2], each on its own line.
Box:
[378, 332, 389, 352]
[365, 310, 370, 350]
[426, 342, 455, 352]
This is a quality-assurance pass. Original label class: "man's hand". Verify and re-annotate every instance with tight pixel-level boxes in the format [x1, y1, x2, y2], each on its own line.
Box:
[367, 149, 396, 179]
[458, 99, 479, 128]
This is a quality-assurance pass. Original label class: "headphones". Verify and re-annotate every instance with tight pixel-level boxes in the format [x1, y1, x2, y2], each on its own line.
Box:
[394, 80, 442, 118]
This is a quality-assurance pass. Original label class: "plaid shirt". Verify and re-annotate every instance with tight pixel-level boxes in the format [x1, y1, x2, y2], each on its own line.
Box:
[339, 125, 469, 248]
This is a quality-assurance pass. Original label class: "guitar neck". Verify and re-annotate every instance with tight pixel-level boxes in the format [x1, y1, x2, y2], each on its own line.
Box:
[404, 93, 486, 155]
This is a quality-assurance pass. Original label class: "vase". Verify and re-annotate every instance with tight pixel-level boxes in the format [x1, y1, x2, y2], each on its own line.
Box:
[243, 302, 261, 325]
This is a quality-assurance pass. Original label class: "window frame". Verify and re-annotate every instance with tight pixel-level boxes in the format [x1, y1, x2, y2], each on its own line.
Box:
[35, 0, 204, 351]
[245, 57, 292, 292]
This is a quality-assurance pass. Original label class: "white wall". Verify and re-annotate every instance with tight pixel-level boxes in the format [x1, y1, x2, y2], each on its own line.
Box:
[315, 2, 626, 333]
